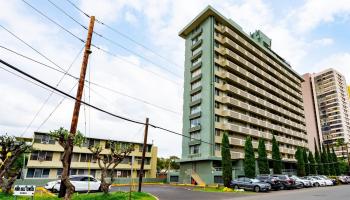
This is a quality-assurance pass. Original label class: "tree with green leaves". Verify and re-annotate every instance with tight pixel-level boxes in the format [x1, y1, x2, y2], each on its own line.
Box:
[332, 147, 340, 176]
[339, 159, 349, 175]
[308, 151, 316, 175]
[296, 147, 306, 177]
[0, 134, 31, 193]
[321, 145, 329, 175]
[272, 136, 282, 174]
[244, 136, 256, 178]
[257, 139, 269, 174]
[1, 154, 27, 193]
[303, 149, 310, 176]
[314, 143, 323, 175]
[89, 141, 134, 193]
[221, 133, 232, 187]
[50, 128, 85, 198]
[326, 146, 335, 175]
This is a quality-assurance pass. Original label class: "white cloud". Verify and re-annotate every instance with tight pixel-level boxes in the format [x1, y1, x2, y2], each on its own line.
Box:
[292, 0, 350, 33]
[125, 11, 138, 24]
[312, 38, 334, 46]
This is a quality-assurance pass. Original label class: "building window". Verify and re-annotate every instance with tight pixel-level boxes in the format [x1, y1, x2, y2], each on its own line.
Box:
[192, 47, 202, 56]
[190, 118, 200, 128]
[214, 76, 220, 83]
[215, 143, 221, 151]
[215, 115, 220, 122]
[26, 168, 50, 178]
[57, 169, 62, 177]
[190, 105, 201, 115]
[190, 131, 200, 141]
[190, 145, 200, 154]
[72, 153, 80, 162]
[30, 151, 53, 161]
[191, 92, 201, 102]
[192, 34, 202, 45]
[192, 57, 202, 66]
[215, 129, 221, 136]
[215, 102, 220, 109]
[215, 89, 220, 96]
[34, 134, 55, 144]
[191, 80, 201, 90]
[80, 153, 92, 162]
[191, 68, 201, 78]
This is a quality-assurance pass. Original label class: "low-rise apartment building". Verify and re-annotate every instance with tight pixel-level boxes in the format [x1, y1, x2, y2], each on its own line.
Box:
[26, 132, 157, 179]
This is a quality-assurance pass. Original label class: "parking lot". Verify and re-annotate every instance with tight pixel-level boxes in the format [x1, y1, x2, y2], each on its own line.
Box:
[111, 184, 350, 200]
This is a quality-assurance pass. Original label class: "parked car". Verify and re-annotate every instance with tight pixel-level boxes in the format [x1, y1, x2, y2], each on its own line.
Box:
[304, 176, 326, 187]
[289, 176, 312, 188]
[45, 175, 102, 192]
[272, 175, 296, 189]
[230, 177, 271, 192]
[338, 176, 350, 184]
[315, 176, 333, 186]
[256, 175, 283, 190]
[318, 175, 336, 185]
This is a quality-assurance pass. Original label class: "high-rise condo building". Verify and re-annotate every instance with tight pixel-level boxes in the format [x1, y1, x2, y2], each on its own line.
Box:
[312, 69, 350, 157]
[178, 6, 308, 184]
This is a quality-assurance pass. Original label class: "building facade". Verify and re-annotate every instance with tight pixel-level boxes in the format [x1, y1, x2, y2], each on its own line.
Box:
[313, 69, 350, 157]
[301, 73, 323, 152]
[179, 6, 307, 184]
[26, 132, 157, 180]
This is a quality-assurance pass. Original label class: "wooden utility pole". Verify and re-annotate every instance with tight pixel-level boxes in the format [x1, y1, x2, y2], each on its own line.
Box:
[58, 16, 95, 199]
[138, 118, 149, 192]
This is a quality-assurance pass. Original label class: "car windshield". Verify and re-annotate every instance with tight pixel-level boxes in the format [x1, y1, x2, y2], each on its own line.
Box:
[251, 179, 260, 183]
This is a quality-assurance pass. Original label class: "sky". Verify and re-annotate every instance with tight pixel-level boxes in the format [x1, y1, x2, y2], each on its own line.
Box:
[0, 0, 350, 158]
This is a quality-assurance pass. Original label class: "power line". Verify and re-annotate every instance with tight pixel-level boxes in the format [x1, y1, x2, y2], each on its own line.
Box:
[21, 0, 85, 43]
[17, 1, 181, 85]
[0, 58, 146, 125]
[0, 59, 211, 148]
[47, 0, 88, 30]
[0, 45, 182, 115]
[21, 46, 84, 136]
[36, 82, 79, 132]
[64, 0, 183, 69]
[90, 44, 180, 85]
[46, 0, 182, 80]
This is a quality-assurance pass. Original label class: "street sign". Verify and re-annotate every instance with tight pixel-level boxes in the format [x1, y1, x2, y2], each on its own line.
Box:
[13, 185, 36, 200]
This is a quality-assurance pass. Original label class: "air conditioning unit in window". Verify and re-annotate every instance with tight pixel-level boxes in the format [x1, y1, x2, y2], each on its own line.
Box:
[38, 157, 45, 162]
[42, 140, 49, 144]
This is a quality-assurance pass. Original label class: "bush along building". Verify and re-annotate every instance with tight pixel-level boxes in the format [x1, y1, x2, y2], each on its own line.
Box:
[178, 6, 308, 185]
[25, 132, 157, 182]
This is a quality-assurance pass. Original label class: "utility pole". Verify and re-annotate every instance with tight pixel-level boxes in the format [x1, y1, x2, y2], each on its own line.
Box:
[138, 118, 149, 192]
[58, 16, 95, 198]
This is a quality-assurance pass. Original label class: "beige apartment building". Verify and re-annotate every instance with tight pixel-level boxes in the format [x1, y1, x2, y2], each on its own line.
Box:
[26, 132, 157, 179]
[312, 69, 350, 157]
[179, 6, 308, 184]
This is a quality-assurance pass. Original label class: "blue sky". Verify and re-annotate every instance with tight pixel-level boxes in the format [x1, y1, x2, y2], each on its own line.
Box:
[0, 0, 350, 157]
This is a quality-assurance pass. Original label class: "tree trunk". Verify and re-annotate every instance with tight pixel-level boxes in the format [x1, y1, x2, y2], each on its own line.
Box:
[59, 135, 75, 200]
[100, 168, 110, 193]
[0, 156, 17, 189]
[3, 174, 18, 193]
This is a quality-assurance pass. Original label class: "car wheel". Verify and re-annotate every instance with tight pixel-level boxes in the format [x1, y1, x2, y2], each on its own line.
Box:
[314, 182, 320, 187]
[254, 186, 260, 192]
[280, 184, 285, 190]
[301, 183, 305, 188]
[233, 185, 239, 190]
[52, 188, 58, 193]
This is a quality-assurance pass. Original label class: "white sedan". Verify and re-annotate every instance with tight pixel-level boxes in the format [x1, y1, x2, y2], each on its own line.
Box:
[315, 176, 333, 186]
[305, 177, 326, 187]
[45, 175, 101, 192]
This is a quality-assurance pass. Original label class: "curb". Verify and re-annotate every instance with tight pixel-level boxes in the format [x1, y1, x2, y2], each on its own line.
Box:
[147, 192, 160, 200]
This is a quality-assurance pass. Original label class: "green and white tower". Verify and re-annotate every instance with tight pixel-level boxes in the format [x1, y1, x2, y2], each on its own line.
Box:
[178, 6, 307, 184]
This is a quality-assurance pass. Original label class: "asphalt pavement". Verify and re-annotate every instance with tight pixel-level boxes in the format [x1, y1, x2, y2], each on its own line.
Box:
[111, 184, 350, 200]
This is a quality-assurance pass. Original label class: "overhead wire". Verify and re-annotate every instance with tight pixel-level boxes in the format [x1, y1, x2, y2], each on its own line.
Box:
[45, 0, 183, 81]
[0, 45, 181, 116]
[21, 46, 84, 136]
[63, 0, 183, 69]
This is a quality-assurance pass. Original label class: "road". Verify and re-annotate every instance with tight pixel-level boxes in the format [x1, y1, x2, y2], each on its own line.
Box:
[111, 184, 350, 200]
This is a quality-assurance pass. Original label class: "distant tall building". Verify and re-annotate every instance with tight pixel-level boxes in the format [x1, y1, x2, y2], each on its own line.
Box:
[178, 6, 307, 184]
[348, 85, 350, 99]
[301, 73, 322, 152]
[312, 69, 350, 157]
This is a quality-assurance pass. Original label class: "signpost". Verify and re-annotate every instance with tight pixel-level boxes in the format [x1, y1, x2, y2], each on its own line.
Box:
[13, 185, 36, 200]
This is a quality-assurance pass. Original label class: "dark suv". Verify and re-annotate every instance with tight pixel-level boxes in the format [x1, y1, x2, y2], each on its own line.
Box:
[256, 175, 283, 190]
[272, 175, 296, 189]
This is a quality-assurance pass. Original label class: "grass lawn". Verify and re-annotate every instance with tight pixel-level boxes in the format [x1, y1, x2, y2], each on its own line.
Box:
[0, 191, 156, 200]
